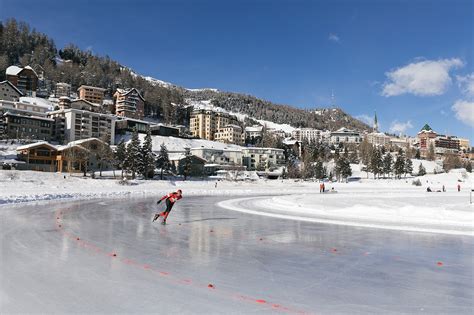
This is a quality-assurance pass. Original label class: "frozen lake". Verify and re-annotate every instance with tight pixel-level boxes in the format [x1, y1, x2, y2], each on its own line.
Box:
[1, 195, 473, 314]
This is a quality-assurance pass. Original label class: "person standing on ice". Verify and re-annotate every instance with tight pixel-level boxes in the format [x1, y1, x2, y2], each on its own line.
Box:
[153, 190, 183, 225]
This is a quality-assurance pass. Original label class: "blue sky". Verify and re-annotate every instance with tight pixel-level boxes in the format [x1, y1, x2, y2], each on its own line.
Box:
[2, 0, 473, 141]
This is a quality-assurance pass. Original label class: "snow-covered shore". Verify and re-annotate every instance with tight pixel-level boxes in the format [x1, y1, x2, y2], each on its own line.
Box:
[1, 169, 472, 235]
[0, 170, 317, 205]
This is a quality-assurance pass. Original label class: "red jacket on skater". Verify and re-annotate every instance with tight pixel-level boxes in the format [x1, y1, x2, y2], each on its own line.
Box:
[153, 190, 183, 224]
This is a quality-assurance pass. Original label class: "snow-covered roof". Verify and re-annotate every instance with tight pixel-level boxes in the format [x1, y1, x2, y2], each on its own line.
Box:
[17, 142, 57, 151]
[115, 88, 145, 100]
[6, 65, 38, 77]
[245, 126, 263, 132]
[0, 80, 23, 96]
[4, 112, 54, 121]
[282, 138, 298, 145]
[243, 146, 284, 151]
[224, 124, 242, 129]
[19, 97, 55, 110]
[78, 85, 106, 91]
[23, 65, 38, 77]
[6, 65, 23, 76]
[56, 144, 89, 152]
[68, 137, 107, 146]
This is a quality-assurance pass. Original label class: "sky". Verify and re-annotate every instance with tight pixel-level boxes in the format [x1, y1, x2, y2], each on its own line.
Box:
[1, 0, 473, 141]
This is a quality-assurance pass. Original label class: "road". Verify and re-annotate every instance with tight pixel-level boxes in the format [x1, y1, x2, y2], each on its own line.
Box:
[1, 195, 472, 314]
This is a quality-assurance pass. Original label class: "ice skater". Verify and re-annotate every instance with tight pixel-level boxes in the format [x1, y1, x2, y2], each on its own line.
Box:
[153, 189, 183, 225]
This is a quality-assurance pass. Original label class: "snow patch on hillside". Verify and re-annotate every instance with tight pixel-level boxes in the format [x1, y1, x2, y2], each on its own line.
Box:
[187, 99, 296, 133]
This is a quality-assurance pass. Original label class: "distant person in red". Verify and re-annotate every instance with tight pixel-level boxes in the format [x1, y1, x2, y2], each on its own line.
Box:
[153, 190, 183, 225]
[457, 184, 461, 192]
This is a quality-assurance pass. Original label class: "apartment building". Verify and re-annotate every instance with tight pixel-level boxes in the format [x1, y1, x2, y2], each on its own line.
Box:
[330, 127, 362, 144]
[366, 132, 390, 146]
[458, 138, 470, 151]
[244, 125, 263, 140]
[58, 97, 102, 113]
[2, 112, 53, 141]
[113, 88, 145, 119]
[0, 80, 23, 101]
[417, 124, 437, 150]
[78, 85, 106, 105]
[291, 128, 322, 143]
[242, 147, 285, 171]
[434, 135, 460, 154]
[389, 136, 414, 149]
[214, 124, 244, 145]
[54, 82, 72, 97]
[0, 99, 51, 115]
[47, 108, 116, 144]
[189, 109, 238, 141]
[5, 65, 38, 96]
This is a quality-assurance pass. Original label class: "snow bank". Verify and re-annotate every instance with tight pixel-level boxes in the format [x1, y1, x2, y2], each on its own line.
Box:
[0, 170, 312, 206]
[218, 171, 473, 236]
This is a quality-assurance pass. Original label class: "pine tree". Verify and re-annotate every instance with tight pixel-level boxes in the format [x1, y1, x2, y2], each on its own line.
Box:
[465, 161, 472, 173]
[125, 128, 141, 179]
[404, 158, 413, 177]
[369, 148, 383, 179]
[415, 149, 421, 159]
[314, 160, 324, 179]
[341, 158, 352, 180]
[393, 150, 405, 179]
[382, 153, 393, 178]
[156, 143, 170, 180]
[418, 163, 426, 176]
[140, 129, 155, 179]
[114, 140, 127, 178]
[180, 147, 193, 180]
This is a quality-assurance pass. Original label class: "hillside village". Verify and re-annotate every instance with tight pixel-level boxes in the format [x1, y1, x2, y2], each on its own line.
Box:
[0, 20, 472, 180]
[1, 63, 472, 180]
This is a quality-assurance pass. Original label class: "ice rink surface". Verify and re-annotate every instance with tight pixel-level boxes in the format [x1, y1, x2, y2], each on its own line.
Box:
[1, 195, 473, 314]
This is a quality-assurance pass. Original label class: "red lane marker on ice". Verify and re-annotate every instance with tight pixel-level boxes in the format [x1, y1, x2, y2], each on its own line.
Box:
[437, 261, 443, 266]
[54, 209, 308, 315]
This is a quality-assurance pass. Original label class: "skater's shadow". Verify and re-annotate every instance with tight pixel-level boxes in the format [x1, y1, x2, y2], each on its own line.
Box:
[181, 217, 237, 223]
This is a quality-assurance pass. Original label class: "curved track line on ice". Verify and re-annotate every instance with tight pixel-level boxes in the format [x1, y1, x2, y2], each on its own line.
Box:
[217, 196, 474, 236]
[53, 207, 310, 315]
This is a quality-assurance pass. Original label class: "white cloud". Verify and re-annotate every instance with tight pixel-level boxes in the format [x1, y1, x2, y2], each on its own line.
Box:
[456, 73, 474, 96]
[389, 120, 413, 134]
[356, 114, 373, 125]
[381, 58, 464, 97]
[328, 33, 340, 43]
[452, 100, 474, 127]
